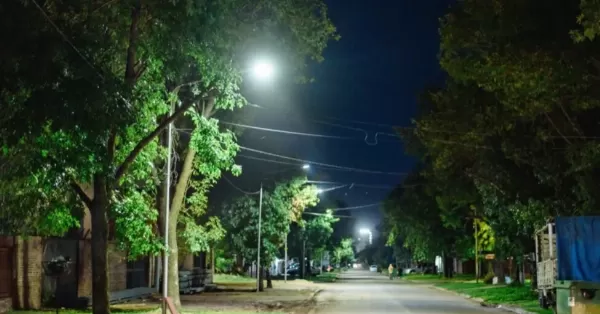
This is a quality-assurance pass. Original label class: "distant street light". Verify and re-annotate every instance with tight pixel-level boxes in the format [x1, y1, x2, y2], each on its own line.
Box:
[316, 188, 324, 194]
[359, 228, 372, 245]
[302, 164, 311, 170]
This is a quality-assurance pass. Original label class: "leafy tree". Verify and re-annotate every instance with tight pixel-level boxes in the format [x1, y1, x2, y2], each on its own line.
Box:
[331, 238, 355, 267]
[302, 210, 338, 271]
[1, 0, 336, 312]
[221, 177, 319, 290]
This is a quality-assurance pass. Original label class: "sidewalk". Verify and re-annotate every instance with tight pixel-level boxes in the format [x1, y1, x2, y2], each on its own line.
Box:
[181, 279, 324, 313]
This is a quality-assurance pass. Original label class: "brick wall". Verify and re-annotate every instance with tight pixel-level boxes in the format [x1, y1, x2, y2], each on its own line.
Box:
[77, 240, 92, 297]
[107, 243, 127, 292]
[14, 237, 43, 309]
[78, 241, 130, 297]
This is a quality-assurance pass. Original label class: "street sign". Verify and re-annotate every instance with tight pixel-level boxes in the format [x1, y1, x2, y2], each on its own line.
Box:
[484, 254, 495, 260]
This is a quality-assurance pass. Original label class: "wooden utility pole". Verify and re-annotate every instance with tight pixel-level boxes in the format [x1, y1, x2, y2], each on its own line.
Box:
[475, 218, 479, 283]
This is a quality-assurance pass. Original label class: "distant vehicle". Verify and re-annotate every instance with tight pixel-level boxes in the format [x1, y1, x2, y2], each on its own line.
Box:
[369, 265, 377, 272]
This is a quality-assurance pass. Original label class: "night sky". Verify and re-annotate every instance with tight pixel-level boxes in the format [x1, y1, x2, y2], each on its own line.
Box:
[212, 0, 452, 239]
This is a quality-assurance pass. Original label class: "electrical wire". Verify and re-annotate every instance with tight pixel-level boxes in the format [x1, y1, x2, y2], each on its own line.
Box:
[222, 175, 261, 195]
[235, 154, 407, 177]
[30, 0, 105, 81]
[239, 146, 406, 176]
[305, 180, 396, 190]
[303, 212, 354, 218]
[329, 202, 383, 211]
[318, 185, 348, 193]
[220, 121, 359, 140]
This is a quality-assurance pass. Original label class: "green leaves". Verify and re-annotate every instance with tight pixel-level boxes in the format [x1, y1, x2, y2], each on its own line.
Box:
[112, 191, 163, 259]
[221, 178, 320, 265]
[189, 114, 240, 182]
[303, 210, 338, 251]
[332, 238, 354, 265]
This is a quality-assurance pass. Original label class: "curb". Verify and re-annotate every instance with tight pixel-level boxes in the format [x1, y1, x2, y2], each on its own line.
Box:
[431, 286, 536, 314]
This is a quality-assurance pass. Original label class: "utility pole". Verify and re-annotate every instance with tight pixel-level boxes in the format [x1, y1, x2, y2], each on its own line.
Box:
[284, 233, 288, 282]
[162, 106, 173, 314]
[256, 183, 263, 292]
[475, 217, 479, 283]
[301, 239, 306, 279]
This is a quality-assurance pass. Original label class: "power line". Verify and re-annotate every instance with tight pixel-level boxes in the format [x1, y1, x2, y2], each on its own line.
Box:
[330, 202, 383, 211]
[303, 212, 354, 218]
[220, 121, 358, 140]
[239, 146, 407, 176]
[306, 180, 396, 190]
[222, 175, 260, 195]
[30, 0, 105, 81]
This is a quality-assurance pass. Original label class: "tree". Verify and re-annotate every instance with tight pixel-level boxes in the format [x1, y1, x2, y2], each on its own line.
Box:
[221, 177, 319, 290]
[1, 1, 337, 313]
[383, 0, 600, 284]
[303, 210, 338, 272]
[331, 238, 355, 267]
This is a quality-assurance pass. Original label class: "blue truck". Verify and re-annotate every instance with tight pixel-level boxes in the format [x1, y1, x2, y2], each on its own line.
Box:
[535, 216, 600, 314]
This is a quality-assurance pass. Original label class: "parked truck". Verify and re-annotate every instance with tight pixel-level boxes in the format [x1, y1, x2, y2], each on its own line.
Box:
[535, 216, 600, 314]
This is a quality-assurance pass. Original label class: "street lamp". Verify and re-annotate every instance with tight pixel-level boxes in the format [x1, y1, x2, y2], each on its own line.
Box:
[359, 228, 372, 245]
[302, 164, 311, 170]
[164, 58, 277, 304]
[251, 59, 276, 81]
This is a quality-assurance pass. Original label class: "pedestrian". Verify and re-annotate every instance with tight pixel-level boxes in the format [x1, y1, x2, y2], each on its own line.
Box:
[388, 263, 394, 280]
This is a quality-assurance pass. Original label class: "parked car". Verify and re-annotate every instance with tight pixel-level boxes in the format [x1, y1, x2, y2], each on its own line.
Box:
[369, 265, 378, 272]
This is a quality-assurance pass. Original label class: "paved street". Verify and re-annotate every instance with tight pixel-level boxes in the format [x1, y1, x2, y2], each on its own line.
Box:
[312, 270, 506, 314]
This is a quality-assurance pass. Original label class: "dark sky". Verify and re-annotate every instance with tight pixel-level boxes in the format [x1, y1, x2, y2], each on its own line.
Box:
[212, 0, 452, 239]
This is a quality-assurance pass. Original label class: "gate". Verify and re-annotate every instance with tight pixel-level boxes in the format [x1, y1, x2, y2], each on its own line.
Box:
[126, 257, 149, 289]
[42, 239, 78, 307]
[0, 246, 12, 299]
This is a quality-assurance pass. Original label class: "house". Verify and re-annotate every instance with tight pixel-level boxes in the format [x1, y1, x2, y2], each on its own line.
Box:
[0, 204, 213, 311]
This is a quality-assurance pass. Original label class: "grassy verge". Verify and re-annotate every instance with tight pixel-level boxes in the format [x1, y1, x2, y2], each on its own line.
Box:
[213, 273, 256, 284]
[8, 304, 159, 314]
[402, 273, 475, 282]
[435, 282, 551, 314]
[307, 272, 338, 283]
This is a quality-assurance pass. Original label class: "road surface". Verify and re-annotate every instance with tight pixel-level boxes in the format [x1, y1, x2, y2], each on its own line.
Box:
[312, 269, 506, 313]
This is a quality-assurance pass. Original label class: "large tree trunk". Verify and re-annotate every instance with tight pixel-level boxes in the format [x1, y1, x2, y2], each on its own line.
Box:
[266, 268, 273, 289]
[443, 252, 454, 279]
[258, 267, 264, 292]
[166, 148, 196, 307]
[91, 175, 110, 314]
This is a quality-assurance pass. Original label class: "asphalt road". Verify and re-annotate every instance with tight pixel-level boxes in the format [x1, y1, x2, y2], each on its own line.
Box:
[312, 270, 507, 314]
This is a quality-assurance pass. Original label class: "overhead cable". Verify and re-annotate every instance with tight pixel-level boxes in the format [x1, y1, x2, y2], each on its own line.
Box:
[221, 121, 358, 140]
[222, 175, 260, 195]
[330, 202, 383, 211]
[239, 146, 406, 176]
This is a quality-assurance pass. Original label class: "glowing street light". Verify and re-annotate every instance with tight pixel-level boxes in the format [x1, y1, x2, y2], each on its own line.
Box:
[316, 188, 324, 194]
[251, 59, 275, 81]
[359, 228, 372, 245]
[302, 164, 311, 170]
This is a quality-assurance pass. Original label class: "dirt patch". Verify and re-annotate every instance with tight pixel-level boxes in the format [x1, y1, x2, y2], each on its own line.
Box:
[181, 288, 319, 314]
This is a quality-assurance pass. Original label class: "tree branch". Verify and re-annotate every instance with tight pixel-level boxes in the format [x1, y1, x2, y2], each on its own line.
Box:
[544, 112, 571, 145]
[114, 81, 213, 182]
[114, 101, 194, 182]
[71, 182, 93, 209]
[107, 128, 117, 162]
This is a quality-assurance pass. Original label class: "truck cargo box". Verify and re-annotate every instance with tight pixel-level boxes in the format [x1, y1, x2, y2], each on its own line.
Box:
[555, 216, 600, 282]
